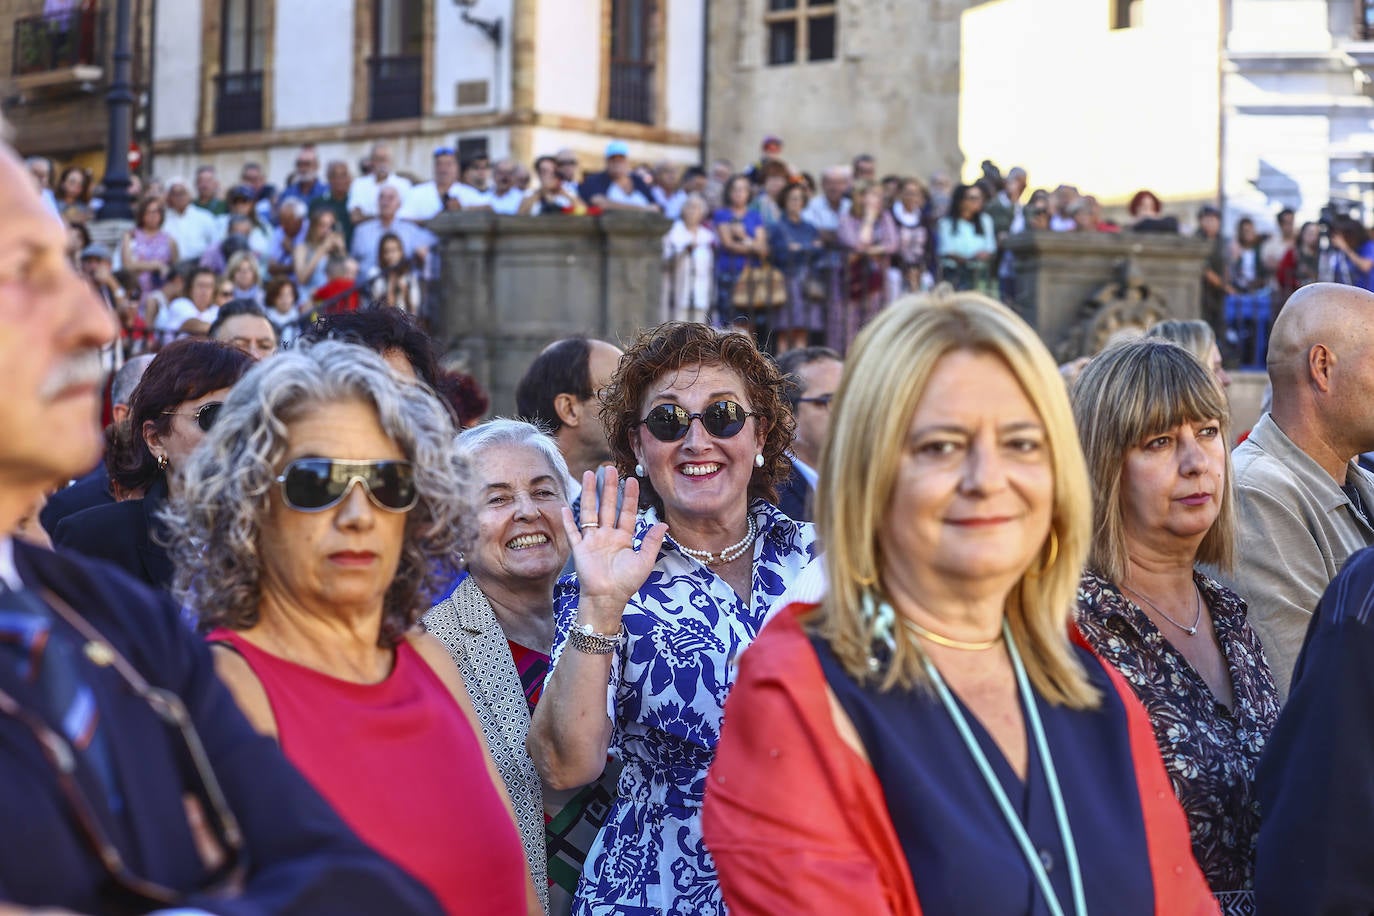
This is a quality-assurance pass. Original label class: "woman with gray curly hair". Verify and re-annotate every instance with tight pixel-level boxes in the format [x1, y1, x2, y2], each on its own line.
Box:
[163, 341, 540, 915]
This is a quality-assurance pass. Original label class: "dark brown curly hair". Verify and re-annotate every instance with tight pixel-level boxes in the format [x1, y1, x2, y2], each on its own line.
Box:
[601, 322, 795, 512]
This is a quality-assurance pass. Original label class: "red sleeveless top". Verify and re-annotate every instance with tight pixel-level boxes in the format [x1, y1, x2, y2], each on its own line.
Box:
[208, 629, 526, 915]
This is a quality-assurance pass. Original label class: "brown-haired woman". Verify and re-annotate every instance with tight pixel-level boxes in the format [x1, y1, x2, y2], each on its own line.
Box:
[1072, 340, 1277, 915]
[528, 322, 818, 915]
[834, 180, 898, 353]
[53, 338, 252, 589]
[703, 292, 1216, 915]
[121, 194, 179, 300]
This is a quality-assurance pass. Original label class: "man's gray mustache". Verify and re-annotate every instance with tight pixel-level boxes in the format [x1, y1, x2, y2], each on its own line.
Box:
[39, 349, 106, 399]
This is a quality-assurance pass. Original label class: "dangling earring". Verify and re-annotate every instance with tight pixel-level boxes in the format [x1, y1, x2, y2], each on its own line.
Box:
[156, 453, 168, 472]
[754, 453, 765, 468]
[1028, 528, 1059, 578]
[634, 463, 645, 477]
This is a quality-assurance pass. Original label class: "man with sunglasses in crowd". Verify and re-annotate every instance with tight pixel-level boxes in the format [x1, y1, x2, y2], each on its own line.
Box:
[0, 134, 443, 913]
[775, 346, 843, 523]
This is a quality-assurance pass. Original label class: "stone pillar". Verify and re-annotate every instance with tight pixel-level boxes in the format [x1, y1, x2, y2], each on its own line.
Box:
[431, 210, 670, 415]
[1004, 231, 1213, 360]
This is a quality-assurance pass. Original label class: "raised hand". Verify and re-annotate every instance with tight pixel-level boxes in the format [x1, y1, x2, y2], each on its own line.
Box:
[560, 467, 667, 630]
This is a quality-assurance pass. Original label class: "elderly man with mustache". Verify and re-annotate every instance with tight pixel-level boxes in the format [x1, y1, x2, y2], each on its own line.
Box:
[0, 129, 444, 912]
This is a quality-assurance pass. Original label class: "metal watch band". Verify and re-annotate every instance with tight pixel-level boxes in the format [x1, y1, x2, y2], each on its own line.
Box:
[568, 622, 622, 655]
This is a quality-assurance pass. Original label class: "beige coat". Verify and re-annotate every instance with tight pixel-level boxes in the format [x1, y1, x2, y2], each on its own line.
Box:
[1230, 413, 1374, 700]
[424, 577, 549, 913]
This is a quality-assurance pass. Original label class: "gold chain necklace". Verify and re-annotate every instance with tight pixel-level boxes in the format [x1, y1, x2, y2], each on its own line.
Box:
[902, 616, 1004, 651]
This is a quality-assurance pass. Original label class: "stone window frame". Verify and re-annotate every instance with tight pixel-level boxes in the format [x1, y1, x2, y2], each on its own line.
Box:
[764, 0, 838, 67]
[598, 0, 667, 128]
[1110, 0, 1142, 30]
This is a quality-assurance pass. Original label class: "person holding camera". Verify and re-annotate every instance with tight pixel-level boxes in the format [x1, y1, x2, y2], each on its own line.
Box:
[366, 233, 423, 314]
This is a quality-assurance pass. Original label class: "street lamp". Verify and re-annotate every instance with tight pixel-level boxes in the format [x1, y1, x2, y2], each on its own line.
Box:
[453, 0, 502, 48]
[96, 0, 133, 222]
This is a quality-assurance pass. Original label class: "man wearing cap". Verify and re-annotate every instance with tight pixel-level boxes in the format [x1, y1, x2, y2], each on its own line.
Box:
[554, 148, 582, 199]
[163, 177, 220, 266]
[580, 141, 656, 211]
[214, 185, 273, 261]
[78, 243, 129, 374]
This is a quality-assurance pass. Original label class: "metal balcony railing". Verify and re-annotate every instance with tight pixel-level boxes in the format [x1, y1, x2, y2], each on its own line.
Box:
[368, 54, 421, 121]
[215, 70, 263, 134]
[12, 6, 104, 76]
[608, 61, 653, 124]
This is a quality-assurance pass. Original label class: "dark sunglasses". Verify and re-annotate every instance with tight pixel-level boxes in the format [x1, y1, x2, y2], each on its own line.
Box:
[639, 401, 756, 443]
[163, 401, 223, 432]
[276, 458, 418, 513]
[797, 393, 834, 408]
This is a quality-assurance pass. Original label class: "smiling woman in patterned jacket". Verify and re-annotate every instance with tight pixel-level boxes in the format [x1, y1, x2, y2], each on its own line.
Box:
[1072, 340, 1279, 915]
[528, 322, 818, 916]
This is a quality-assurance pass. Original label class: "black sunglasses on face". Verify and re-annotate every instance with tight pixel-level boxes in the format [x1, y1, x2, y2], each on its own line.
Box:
[639, 401, 756, 443]
[797, 393, 833, 408]
[275, 458, 418, 513]
[163, 402, 223, 433]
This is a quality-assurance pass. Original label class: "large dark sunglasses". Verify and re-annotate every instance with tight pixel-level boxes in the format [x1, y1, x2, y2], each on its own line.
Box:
[163, 402, 223, 433]
[276, 458, 418, 513]
[639, 401, 756, 443]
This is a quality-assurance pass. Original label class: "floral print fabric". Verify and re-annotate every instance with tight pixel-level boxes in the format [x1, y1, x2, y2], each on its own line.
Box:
[550, 499, 817, 915]
[1075, 570, 1279, 916]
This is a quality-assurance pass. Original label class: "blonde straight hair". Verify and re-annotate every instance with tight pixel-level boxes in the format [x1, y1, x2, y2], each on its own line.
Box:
[812, 291, 1099, 708]
[1072, 339, 1237, 584]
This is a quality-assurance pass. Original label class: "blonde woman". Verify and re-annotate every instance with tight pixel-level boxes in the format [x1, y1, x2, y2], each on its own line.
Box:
[224, 249, 265, 306]
[703, 292, 1216, 915]
[1145, 320, 1231, 391]
[1072, 341, 1277, 916]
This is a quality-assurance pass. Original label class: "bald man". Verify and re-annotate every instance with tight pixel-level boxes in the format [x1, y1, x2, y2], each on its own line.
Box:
[1230, 282, 1374, 699]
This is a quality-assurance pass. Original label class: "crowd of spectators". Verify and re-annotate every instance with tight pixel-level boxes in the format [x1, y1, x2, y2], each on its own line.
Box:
[31, 133, 1369, 367]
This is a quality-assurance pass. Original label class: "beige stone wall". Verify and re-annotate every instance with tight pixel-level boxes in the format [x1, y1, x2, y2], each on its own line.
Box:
[706, 0, 979, 178]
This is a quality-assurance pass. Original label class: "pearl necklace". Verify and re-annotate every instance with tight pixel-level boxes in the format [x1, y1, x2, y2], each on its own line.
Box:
[1121, 581, 1203, 637]
[675, 515, 758, 566]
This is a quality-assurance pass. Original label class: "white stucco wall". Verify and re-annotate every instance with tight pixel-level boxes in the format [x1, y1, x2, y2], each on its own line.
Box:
[433, 0, 511, 115]
[151, 0, 202, 140]
[527, 127, 695, 169]
[273, 0, 355, 128]
[1223, 0, 1374, 227]
[664, 0, 704, 133]
[532, 0, 601, 118]
[960, 0, 1222, 207]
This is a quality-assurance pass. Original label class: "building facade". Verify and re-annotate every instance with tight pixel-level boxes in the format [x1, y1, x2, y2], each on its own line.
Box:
[1225, 0, 1374, 224]
[148, 0, 703, 185]
[705, 0, 980, 179]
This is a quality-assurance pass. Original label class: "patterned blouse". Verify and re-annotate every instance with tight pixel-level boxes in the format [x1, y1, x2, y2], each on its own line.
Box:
[1075, 570, 1279, 916]
[550, 498, 817, 915]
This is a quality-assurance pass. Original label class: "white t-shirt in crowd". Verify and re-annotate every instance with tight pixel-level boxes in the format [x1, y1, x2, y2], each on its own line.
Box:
[450, 183, 494, 209]
[156, 298, 218, 341]
[489, 187, 525, 215]
[347, 173, 414, 220]
[400, 181, 452, 221]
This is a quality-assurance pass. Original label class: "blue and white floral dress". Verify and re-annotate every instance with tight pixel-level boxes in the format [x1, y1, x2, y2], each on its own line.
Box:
[550, 499, 817, 916]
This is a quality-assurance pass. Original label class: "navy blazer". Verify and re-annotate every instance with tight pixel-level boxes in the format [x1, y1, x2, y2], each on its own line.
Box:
[1255, 546, 1374, 914]
[775, 458, 814, 523]
[39, 464, 113, 536]
[0, 541, 444, 915]
[53, 474, 173, 590]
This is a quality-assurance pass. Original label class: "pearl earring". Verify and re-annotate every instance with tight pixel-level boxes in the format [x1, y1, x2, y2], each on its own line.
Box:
[635, 463, 645, 477]
[754, 453, 765, 468]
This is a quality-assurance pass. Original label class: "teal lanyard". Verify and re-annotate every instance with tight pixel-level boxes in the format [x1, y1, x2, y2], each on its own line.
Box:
[918, 619, 1087, 916]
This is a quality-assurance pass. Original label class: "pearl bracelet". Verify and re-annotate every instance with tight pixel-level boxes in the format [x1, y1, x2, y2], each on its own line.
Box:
[568, 622, 623, 655]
